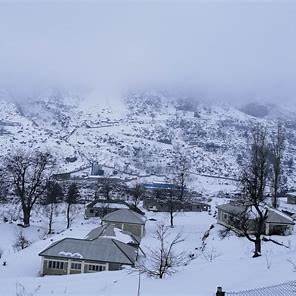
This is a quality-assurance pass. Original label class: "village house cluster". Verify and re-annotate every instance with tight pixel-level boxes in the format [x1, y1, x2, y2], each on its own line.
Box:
[37, 173, 296, 276]
[38, 176, 213, 276]
[36, 157, 296, 278]
[39, 208, 146, 275]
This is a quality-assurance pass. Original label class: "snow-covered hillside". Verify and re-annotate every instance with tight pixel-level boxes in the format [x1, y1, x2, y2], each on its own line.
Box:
[0, 90, 296, 192]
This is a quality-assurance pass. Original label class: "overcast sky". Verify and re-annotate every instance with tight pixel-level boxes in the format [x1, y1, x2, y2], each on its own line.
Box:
[0, 1, 296, 103]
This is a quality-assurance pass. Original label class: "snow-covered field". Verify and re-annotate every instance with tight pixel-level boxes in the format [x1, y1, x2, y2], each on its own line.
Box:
[0, 202, 295, 296]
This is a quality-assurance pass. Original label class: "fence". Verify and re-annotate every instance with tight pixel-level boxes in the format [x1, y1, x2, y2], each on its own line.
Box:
[216, 281, 296, 296]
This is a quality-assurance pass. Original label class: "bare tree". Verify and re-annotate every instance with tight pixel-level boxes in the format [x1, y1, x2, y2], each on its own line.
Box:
[66, 182, 79, 229]
[270, 122, 285, 208]
[45, 181, 64, 203]
[46, 202, 57, 234]
[0, 167, 9, 202]
[129, 183, 145, 208]
[5, 151, 53, 227]
[166, 188, 179, 228]
[43, 181, 63, 234]
[14, 231, 30, 251]
[95, 177, 116, 200]
[237, 125, 270, 257]
[173, 153, 190, 200]
[137, 224, 185, 279]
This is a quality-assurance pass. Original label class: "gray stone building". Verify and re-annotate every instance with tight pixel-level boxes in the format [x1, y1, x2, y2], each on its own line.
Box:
[102, 209, 146, 238]
[143, 198, 210, 212]
[217, 203, 295, 236]
[39, 236, 138, 276]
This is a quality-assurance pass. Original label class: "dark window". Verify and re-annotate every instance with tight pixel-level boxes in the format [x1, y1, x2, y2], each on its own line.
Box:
[88, 264, 106, 271]
[71, 263, 81, 270]
[48, 260, 64, 269]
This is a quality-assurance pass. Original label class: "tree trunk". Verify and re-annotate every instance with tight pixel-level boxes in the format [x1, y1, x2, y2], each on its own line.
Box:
[180, 173, 185, 200]
[66, 203, 71, 229]
[253, 239, 261, 257]
[48, 204, 53, 234]
[22, 207, 31, 227]
[170, 210, 174, 228]
[272, 181, 278, 208]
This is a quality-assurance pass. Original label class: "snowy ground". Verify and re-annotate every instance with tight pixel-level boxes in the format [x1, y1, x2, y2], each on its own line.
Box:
[0, 202, 295, 296]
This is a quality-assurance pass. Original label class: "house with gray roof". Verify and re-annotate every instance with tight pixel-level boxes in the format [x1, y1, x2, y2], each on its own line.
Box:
[102, 209, 146, 238]
[217, 280, 296, 295]
[85, 224, 140, 247]
[217, 202, 294, 236]
[143, 198, 210, 212]
[85, 199, 130, 218]
[39, 236, 138, 276]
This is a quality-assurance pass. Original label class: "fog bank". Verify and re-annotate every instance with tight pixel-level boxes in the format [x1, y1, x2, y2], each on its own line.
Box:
[0, 2, 296, 103]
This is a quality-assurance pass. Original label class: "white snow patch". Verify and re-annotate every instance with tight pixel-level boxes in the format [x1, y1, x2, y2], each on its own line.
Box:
[58, 251, 83, 259]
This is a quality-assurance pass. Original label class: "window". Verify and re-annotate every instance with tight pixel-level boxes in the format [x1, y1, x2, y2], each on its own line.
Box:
[48, 260, 64, 269]
[89, 209, 94, 214]
[71, 263, 81, 270]
[88, 264, 106, 272]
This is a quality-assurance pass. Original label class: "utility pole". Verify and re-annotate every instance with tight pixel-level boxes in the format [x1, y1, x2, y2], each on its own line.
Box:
[137, 271, 141, 296]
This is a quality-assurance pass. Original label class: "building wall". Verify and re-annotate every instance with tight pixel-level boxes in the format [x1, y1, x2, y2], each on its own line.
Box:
[144, 200, 209, 213]
[266, 223, 294, 235]
[109, 262, 123, 271]
[41, 257, 125, 276]
[287, 195, 296, 204]
[123, 223, 143, 238]
[104, 221, 144, 238]
[42, 257, 68, 276]
[85, 207, 118, 218]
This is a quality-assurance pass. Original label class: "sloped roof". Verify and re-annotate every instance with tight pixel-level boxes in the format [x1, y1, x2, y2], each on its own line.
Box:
[287, 192, 296, 198]
[145, 198, 208, 207]
[86, 199, 129, 209]
[266, 209, 295, 225]
[39, 237, 137, 265]
[102, 209, 146, 225]
[85, 224, 115, 239]
[226, 280, 296, 295]
[216, 203, 247, 215]
[85, 224, 140, 244]
[143, 182, 176, 190]
[217, 203, 295, 225]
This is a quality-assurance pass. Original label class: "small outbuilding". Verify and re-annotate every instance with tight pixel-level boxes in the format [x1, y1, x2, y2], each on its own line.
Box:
[287, 192, 296, 204]
[85, 199, 130, 218]
[102, 209, 146, 238]
[217, 203, 294, 236]
[143, 198, 210, 212]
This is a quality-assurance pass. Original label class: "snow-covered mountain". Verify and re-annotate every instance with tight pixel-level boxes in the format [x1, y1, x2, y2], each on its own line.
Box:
[0, 90, 296, 190]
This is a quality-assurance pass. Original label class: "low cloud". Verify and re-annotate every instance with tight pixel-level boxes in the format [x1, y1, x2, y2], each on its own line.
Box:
[0, 2, 296, 103]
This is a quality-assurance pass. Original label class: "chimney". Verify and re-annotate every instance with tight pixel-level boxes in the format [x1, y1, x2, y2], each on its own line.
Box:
[216, 287, 225, 296]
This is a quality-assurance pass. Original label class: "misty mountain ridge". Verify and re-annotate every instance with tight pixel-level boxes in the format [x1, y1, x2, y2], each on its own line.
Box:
[0, 90, 296, 192]
[240, 101, 296, 119]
